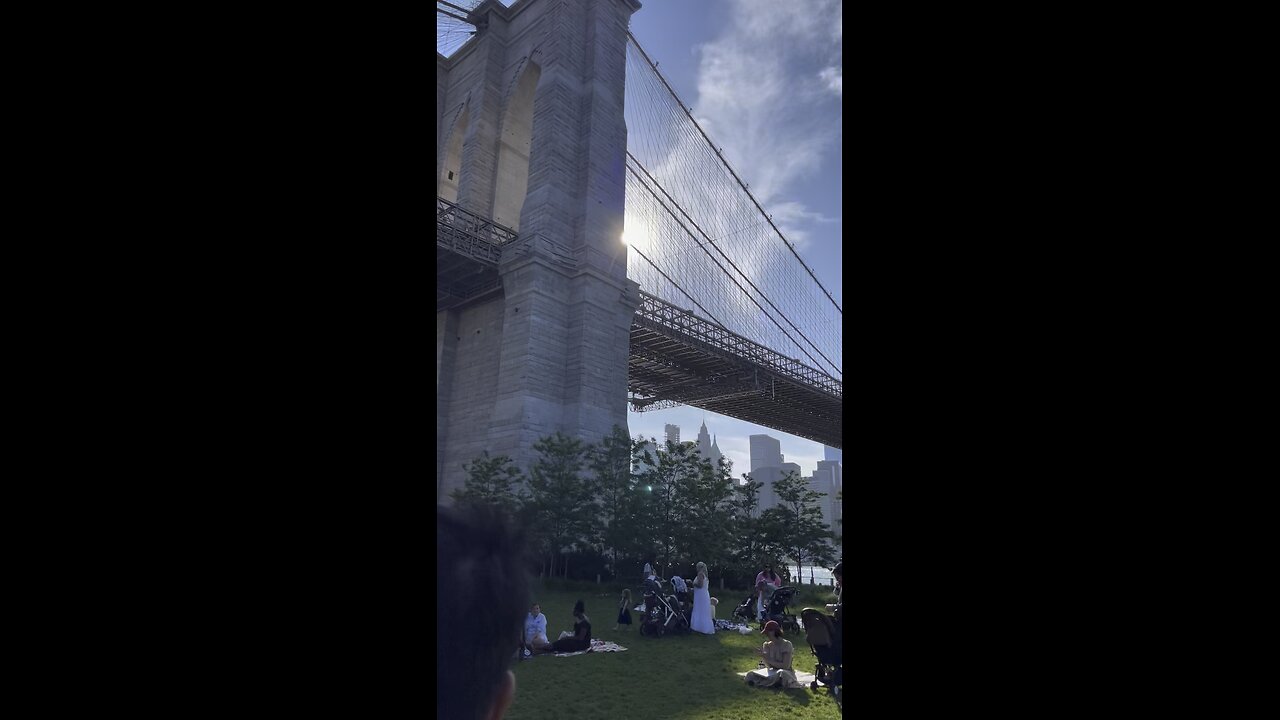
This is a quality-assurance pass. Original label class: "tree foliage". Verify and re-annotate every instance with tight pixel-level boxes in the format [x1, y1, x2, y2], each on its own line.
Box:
[587, 425, 645, 576]
[451, 452, 527, 515]
[525, 432, 594, 578]
[763, 470, 837, 584]
[455, 429, 842, 587]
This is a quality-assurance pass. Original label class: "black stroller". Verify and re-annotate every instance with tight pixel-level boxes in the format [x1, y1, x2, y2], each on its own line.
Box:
[764, 586, 800, 633]
[731, 592, 757, 624]
[799, 608, 842, 702]
[639, 578, 689, 638]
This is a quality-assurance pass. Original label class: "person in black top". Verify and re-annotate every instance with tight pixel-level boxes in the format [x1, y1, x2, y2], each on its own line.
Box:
[542, 599, 592, 653]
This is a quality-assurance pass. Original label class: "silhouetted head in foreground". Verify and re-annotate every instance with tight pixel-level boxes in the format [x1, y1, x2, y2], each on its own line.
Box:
[438, 503, 531, 720]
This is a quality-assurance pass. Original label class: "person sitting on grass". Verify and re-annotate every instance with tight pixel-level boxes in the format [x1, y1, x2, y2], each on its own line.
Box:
[752, 620, 801, 688]
[521, 602, 550, 657]
[539, 599, 592, 654]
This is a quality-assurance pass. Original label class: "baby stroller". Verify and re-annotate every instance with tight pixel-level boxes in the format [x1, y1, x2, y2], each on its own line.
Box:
[764, 586, 800, 633]
[735, 582, 779, 625]
[639, 578, 689, 637]
[799, 608, 842, 702]
[731, 593, 757, 624]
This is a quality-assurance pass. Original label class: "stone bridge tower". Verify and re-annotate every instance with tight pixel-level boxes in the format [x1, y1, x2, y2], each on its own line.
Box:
[436, 0, 643, 501]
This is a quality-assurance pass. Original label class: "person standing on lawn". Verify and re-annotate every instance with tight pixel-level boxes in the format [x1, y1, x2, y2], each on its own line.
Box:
[755, 565, 781, 622]
[614, 588, 633, 632]
[690, 562, 714, 634]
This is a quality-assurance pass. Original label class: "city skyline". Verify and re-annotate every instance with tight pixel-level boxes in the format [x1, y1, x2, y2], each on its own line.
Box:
[632, 415, 836, 481]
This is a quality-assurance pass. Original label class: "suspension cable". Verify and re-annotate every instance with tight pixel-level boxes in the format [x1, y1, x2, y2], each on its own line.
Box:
[627, 152, 842, 376]
[626, 32, 842, 315]
[626, 161, 836, 376]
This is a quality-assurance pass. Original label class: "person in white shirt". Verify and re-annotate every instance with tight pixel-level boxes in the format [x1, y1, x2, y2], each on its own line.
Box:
[520, 602, 550, 657]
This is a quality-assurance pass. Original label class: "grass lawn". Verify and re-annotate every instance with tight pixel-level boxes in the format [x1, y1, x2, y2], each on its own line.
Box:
[507, 580, 842, 720]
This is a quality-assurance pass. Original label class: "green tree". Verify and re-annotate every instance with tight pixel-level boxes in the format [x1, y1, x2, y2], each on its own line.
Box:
[635, 439, 696, 573]
[586, 425, 645, 579]
[726, 474, 768, 585]
[621, 438, 663, 575]
[763, 470, 837, 586]
[834, 489, 843, 543]
[677, 454, 735, 577]
[451, 452, 527, 515]
[524, 432, 594, 579]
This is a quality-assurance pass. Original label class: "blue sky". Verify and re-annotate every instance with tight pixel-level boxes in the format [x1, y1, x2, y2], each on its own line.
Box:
[439, 1, 843, 479]
[625, 0, 843, 479]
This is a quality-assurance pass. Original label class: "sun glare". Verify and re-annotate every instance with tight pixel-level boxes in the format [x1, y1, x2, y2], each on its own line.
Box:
[621, 227, 648, 249]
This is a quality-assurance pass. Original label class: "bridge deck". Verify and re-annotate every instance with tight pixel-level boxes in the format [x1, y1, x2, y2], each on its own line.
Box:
[437, 199, 842, 448]
[628, 292, 841, 449]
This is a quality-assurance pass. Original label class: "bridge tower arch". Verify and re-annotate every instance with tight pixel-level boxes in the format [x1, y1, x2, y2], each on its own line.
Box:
[438, 99, 470, 202]
[437, 0, 643, 502]
[492, 59, 540, 230]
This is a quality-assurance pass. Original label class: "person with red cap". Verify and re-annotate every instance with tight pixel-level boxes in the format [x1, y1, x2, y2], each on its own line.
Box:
[758, 620, 795, 672]
[744, 619, 802, 689]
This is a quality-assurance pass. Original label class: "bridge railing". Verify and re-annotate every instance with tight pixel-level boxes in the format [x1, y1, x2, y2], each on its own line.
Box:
[634, 291, 842, 399]
[437, 196, 519, 264]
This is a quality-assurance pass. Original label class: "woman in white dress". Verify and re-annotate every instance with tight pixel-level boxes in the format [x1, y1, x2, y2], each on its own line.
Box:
[690, 561, 715, 634]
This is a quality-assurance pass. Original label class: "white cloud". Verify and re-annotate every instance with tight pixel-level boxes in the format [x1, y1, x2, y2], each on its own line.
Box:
[769, 200, 839, 226]
[819, 66, 842, 97]
[691, 0, 841, 238]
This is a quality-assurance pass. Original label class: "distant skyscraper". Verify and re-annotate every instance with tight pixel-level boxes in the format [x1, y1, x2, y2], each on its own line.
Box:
[810, 460, 842, 535]
[664, 424, 680, 445]
[695, 420, 724, 468]
[749, 435, 782, 473]
[747, 435, 787, 514]
[824, 446, 842, 463]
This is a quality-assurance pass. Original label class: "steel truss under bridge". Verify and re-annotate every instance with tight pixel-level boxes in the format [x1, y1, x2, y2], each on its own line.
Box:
[628, 291, 842, 449]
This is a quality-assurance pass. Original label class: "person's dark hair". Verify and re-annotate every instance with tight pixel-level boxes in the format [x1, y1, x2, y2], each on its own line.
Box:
[573, 599, 585, 617]
[832, 561, 843, 579]
[438, 503, 531, 720]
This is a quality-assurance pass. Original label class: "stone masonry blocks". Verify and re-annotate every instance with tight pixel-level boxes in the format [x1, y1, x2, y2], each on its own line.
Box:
[437, 0, 643, 501]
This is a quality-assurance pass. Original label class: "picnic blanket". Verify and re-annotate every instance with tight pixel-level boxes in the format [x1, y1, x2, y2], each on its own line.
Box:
[740, 668, 817, 689]
[714, 619, 751, 633]
[553, 639, 629, 658]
